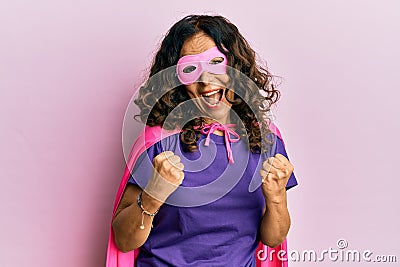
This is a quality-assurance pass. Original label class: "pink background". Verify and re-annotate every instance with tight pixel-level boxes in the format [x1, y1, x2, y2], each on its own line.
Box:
[1, 0, 399, 266]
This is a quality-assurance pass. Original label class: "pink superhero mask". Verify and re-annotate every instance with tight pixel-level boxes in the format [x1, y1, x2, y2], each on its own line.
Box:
[176, 46, 228, 85]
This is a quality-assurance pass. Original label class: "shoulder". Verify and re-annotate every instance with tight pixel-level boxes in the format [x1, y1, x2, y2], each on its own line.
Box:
[139, 126, 182, 155]
[143, 125, 181, 142]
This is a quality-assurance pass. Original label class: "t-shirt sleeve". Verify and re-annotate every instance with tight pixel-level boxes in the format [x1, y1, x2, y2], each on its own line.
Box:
[275, 135, 298, 191]
[127, 140, 165, 189]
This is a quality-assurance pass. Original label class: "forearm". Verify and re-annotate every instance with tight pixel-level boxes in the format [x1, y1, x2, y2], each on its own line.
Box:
[259, 192, 291, 248]
[112, 191, 162, 252]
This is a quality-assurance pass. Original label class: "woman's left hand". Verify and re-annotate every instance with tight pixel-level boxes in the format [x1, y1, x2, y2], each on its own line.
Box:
[260, 153, 294, 204]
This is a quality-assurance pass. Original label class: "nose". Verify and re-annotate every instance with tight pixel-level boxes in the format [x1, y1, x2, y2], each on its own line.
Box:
[198, 71, 215, 85]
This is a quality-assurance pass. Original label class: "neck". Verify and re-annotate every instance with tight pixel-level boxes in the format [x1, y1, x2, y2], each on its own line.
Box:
[202, 116, 231, 125]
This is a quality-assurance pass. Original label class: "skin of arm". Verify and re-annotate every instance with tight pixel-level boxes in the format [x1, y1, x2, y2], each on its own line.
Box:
[112, 151, 184, 252]
[259, 153, 294, 247]
[112, 184, 163, 252]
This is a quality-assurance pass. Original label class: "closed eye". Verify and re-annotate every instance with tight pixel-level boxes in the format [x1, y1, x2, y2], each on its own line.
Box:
[183, 65, 197, 73]
[209, 57, 224, 65]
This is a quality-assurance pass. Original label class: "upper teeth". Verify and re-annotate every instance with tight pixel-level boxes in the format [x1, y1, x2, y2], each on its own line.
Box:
[202, 90, 219, 97]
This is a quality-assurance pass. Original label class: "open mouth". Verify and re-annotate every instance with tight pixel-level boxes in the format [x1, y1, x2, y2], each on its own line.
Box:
[200, 89, 224, 107]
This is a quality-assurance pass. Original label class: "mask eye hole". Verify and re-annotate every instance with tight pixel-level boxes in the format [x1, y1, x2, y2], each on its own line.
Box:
[209, 57, 224, 65]
[182, 65, 197, 73]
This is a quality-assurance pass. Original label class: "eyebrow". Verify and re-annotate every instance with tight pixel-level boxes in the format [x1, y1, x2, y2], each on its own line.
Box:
[180, 46, 216, 57]
[180, 51, 197, 57]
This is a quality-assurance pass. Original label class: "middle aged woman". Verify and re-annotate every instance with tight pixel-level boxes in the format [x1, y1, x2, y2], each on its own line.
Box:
[108, 14, 298, 267]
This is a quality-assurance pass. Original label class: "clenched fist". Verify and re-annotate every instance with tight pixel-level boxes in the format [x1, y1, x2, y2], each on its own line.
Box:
[260, 153, 294, 203]
[144, 151, 185, 203]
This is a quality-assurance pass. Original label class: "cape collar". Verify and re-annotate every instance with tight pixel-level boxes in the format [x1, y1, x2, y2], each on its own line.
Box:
[197, 122, 240, 164]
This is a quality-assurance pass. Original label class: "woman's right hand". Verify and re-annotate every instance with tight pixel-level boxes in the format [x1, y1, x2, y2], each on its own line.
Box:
[112, 151, 185, 252]
[144, 151, 185, 204]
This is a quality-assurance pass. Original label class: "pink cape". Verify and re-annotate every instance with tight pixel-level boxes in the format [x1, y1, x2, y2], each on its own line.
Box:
[106, 123, 289, 267]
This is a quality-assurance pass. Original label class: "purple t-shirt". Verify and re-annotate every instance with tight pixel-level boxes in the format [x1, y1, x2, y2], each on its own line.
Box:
[128, 132, 298, 266]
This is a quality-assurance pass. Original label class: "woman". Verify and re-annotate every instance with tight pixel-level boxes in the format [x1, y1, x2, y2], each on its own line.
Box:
[107, 15, 298, 266]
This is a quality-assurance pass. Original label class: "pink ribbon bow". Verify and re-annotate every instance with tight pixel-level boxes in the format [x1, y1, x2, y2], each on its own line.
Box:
[198, 122, 240, 164]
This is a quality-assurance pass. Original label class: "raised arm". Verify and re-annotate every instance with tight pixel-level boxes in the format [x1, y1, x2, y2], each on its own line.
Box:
[112, 151, 184, 252]
[259, 153, 294, 247]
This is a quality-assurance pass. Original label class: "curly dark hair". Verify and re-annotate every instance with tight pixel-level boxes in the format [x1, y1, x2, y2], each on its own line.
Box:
[134, 15, 281, 153]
